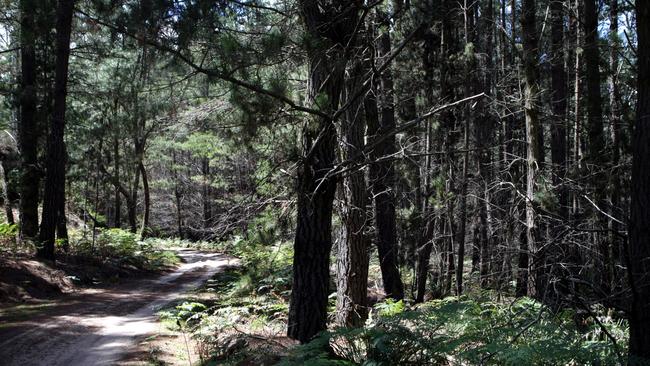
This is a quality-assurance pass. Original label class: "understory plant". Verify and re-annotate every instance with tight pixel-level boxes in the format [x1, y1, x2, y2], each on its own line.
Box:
[281, 297, 627, 366]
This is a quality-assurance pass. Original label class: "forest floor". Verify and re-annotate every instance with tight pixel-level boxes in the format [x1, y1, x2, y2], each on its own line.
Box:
[0, 249, 237, 366]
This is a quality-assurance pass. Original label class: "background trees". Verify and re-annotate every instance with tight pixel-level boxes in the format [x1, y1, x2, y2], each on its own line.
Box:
[0, 0, 647, 358]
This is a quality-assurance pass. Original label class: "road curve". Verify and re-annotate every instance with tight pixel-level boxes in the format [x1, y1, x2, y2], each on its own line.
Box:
[0, 250, 234, 366]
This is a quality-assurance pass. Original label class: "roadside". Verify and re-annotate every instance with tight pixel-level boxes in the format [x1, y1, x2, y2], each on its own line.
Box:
[0, 249, 236, 366]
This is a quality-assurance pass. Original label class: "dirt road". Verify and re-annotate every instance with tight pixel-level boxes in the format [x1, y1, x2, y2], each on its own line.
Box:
[0, 250, 235, 366]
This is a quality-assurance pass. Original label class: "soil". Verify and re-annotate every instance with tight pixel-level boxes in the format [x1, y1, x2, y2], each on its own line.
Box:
[0, 249, 237, 366]
[0, 256, 75, 302]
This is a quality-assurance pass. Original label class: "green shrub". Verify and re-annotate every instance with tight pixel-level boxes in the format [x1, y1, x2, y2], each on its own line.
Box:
[0, 222, 18, 236]
[374, 299, 405, 318]
[281, 297, 626, 366]
[96, 228, 138, 257]
[159, 301, 208, 328]
[0, 222, 18, 252]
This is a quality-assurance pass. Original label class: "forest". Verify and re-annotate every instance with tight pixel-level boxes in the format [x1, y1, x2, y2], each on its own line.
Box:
[0, 0, 648, 364]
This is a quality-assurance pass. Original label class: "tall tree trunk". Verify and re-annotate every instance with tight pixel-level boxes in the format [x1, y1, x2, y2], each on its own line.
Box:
[335, 59, 369, 327]
[288, 0, 359, 343]
[415, 218, 435, 302]
[18, 0, 40, 243]
[369, 12, 404, 300]
[414, 113, 434, 302]
[37, 0, 74, 260]
[456, 119, 469, 296]
[607, 0, 622, 290]
[512, 0, 529, 298]
[414, 14, 437, 302]
[56, 143, 68, 252]
[56, 192, 68, 252]
[521, 0, 544, 298]
[548, 0, 570, 307]
[477, 0, 495, 288]
[629, 2, 650, 361]
[129, 153, 141, 233]
[138, 162, 149, 239]
[456, 0, 475, 296]
[445, 193, 456, 295]
[551, 0, 568, 218]
[439, 0, 457, 296]
[572, 0, 583, 217]
[113, 137, 121, 228]
[0, 163, 14, 225]
[584, 0, 609, 294]
[202, 157, 211, 229]
[172, 151, 183, 238]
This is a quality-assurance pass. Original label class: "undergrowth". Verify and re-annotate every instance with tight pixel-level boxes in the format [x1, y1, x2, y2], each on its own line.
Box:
[281, 296, 627, 366]
[152, 206, 628, 366]
[65, 228, 182, 272]
[155, 209, 294, 365]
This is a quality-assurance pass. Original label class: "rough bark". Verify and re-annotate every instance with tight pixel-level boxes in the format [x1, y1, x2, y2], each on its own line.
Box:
[129, 142, 143, 234]
[113, 137, 121, 228]
[572, 0, 583, 217]
[56, 194, 68, 252]
[17, 0, 40, 242]
[547, 0, 570, 307]
[629, 2, 650, 362]
[415, 219, 435, 302]
[335, 59, 369, 327]
[138, 162, 149, 239]
[414, 14, 437, 302]
[477, 0, 494, 288]
[521, 0, 543, 297]
[369, 11, 405, 300]
[607, 0, 622, 290]
[37, 0, 74, 260]
[584, 0, 609, 294]
[172, 151, 183, 238]
[550, 0, 568, 218]
[288, 0, 360, 343]
[0, 163, 14, 225]
[456, 0, 475, 296]
[202, 157, 211, 229]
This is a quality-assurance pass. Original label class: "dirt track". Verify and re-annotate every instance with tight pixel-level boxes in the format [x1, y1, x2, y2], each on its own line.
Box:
[0, 250, 235, 366]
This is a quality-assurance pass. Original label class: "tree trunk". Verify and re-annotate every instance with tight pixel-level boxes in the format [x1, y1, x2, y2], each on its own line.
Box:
[415, 219, 435, 302]
[129, 155, 140, 233]
[172, 151, 183, 238]
[202, 157, 211, 229]
[550, 0, 568, 218]
[288, 0, 359, 343]
[113, 137, 121, 228]
[17, 0, 40, 243]
[138, 162, 149, 239]
[37, 0, 74, 260]
[547, 0, 569, 307]
[414, 14, 437, 302]
[335, 59, 369, 328]
[456, 0, 474, 297]
[584, 0, 609, 294]
[521, 0, 543, 297]
[607, 0, 622, 290]
[572, 0, 583, 217]
[477, 0, 494, 288]
[57, 143, 68, 252]
[369, 11, 405, 300]
[0, 163, 14, 225]
[445, 197, 456, 295]
[439, 0, 457, 297]
[629, 2, 650, 362]
[56, 195, 68, 252]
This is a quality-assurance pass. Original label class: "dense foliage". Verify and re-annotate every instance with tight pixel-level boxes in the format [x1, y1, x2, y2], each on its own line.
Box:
[1, 0, 649, 363]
